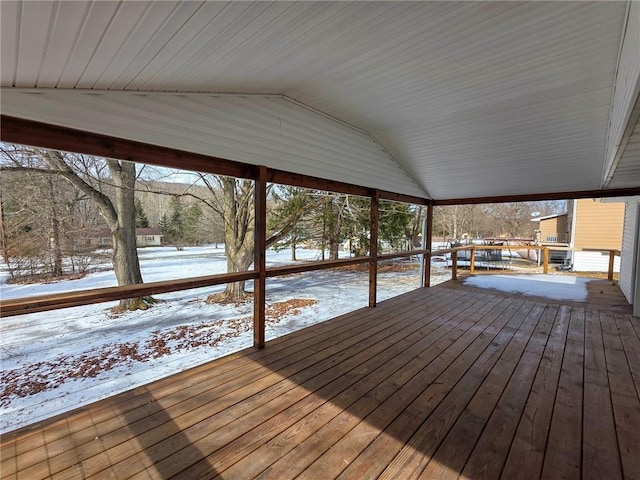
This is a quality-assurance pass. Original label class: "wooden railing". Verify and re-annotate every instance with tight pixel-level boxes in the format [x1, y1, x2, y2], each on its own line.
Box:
[0, 249, 431, 318]
[435, 245, 620, 282]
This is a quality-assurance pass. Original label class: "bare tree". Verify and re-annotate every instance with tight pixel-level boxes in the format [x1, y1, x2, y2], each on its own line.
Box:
[1, 145, 150, 311]
[150, 173, 320, 302]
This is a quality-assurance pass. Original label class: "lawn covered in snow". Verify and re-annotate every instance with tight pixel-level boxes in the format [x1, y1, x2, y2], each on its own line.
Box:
[0, 246, 432, 433]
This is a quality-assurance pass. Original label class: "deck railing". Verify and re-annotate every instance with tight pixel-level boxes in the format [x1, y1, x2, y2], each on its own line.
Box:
[436, 245, 620, 282]
[0, 249, 430, 319]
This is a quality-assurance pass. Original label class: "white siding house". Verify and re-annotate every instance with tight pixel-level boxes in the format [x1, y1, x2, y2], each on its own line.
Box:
[619, 198, 640, 316]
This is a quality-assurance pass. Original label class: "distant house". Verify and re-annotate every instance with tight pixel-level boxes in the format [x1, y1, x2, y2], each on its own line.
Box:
[134, 227, 164, 247]
[87, 227, 163, 248]
[535, 212, 569, 244]
[533, 198, 626, 272]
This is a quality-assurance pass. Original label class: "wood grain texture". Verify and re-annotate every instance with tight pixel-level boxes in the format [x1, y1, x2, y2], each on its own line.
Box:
[2, 283, 637, 480]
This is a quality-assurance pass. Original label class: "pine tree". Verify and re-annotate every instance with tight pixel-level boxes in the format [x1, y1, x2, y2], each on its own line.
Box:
[184, 202, 203, 245]
[134, 198, 149, 228]
[157, 213, 173, 245]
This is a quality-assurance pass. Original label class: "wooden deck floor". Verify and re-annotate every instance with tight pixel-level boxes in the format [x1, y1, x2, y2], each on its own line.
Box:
[2, 283, 639, 479]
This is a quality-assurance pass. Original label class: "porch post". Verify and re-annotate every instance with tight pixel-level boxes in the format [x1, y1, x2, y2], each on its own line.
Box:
[423, 203, 433, 287]
[607, 250, 616, 281]
[254, 166, 267, 349]
[369, 190, 379, 307]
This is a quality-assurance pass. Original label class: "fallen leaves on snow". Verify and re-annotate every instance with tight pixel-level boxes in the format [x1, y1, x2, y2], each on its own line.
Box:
[0, 298, 317, 405]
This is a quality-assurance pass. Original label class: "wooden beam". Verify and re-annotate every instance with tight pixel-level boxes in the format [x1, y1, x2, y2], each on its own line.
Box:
[608, 250, 616, 282]
[254, 166, 267, 349]
[451, 250, 458, 280]
[369, 190, 379, 307]
[0, 271, 257, 317]
[424, 204, 433, 287]
[469, 247, 475, 274]
[0, 115, 258, 180]
[377, 249, 428, 260]
[433, 187, 640, 206]
[543, 248, 550, 274]
[267, 168, 371, 198]
[378, 190, 430, 206]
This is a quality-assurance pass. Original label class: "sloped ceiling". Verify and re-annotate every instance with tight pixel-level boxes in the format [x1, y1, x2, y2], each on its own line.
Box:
[1, 1, 638, 200]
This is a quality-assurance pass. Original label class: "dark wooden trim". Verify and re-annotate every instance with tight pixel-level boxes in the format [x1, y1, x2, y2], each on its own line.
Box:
[1, 115, 432, 203]
[378, 190, 430, 206]
[0, 271, 258, 317]
[424, 204, 433, 287]
[377, 250, 428, 260]
[369, 190, 379, 307]
[267, 168, 371, 198]
[0, 116, 258, 180]
[433, 187, 640, 206]
[254, 166, 267, 349]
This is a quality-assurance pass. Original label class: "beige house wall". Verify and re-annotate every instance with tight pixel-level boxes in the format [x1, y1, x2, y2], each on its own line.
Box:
[571, 199, 625, 250]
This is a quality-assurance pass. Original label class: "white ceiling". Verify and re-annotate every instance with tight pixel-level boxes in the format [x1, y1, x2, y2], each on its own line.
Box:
[1, 1, 639, 200]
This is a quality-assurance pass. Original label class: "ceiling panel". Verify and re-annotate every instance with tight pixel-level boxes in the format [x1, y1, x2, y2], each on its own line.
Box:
[0, 1, 636, 200]
[0, 90, 426, 197]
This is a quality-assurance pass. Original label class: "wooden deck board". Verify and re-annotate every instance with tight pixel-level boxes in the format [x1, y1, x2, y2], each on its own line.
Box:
[1, 282, 637, 480]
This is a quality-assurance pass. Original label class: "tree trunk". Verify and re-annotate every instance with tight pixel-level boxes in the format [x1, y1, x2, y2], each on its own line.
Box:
[328, 210, 343, 261]
[291, 231, 297, 261]
[47, 175, 63, 277]
[207, 178, 255, 303]
[108, 160, 147, 310]
[0, 190, 7, 266]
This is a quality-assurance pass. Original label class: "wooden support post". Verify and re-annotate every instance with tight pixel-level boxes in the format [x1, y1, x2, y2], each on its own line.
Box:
[423, 204, 433, 288]
[452, 250, 458, 280]
[543, 247, 550, 274]
[608, 250, 615, 281]
[469, 247, 475, 274]
[369, 190, 379, 307]
[253, 166, 267, 349]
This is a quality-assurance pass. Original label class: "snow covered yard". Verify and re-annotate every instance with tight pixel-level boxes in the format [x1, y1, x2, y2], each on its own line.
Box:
[0, 246, 433, 433]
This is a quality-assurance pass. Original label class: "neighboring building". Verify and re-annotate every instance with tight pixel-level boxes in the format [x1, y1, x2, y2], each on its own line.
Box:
[533, 198, 626, 272]
[134, 227, 164, 247]
[87, 228, 163, 248]
[535, 213, 568, 244]
[568, 198, 625, 272]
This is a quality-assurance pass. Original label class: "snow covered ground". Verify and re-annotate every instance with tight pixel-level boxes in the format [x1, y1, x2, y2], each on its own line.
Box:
[0, 246, 440, 433]
[0, 245, 595, 433]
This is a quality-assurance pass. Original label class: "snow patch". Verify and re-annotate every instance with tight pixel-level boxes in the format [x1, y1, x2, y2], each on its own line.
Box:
[462, 274, 591, 301]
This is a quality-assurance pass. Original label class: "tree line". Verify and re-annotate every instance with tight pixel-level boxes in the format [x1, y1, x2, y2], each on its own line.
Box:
[0, 144, 564, 310]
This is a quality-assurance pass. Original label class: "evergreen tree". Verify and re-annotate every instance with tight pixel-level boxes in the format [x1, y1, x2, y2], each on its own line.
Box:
[157, 213, 173, 244]
[184, 202, 203, 245]
[134, 198, 149, 228]
[379, 200, 413, 250]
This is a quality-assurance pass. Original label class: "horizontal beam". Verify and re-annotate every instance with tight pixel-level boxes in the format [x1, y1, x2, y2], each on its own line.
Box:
[0, 116, 259, 180]
[1, 115, 431, 205]
[377, 249, 428, 260]
[267, 168, 371, 197]
[0, 271, 258, 317]
[433, 187, 640, 206]
[378, 190, 430, 206]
